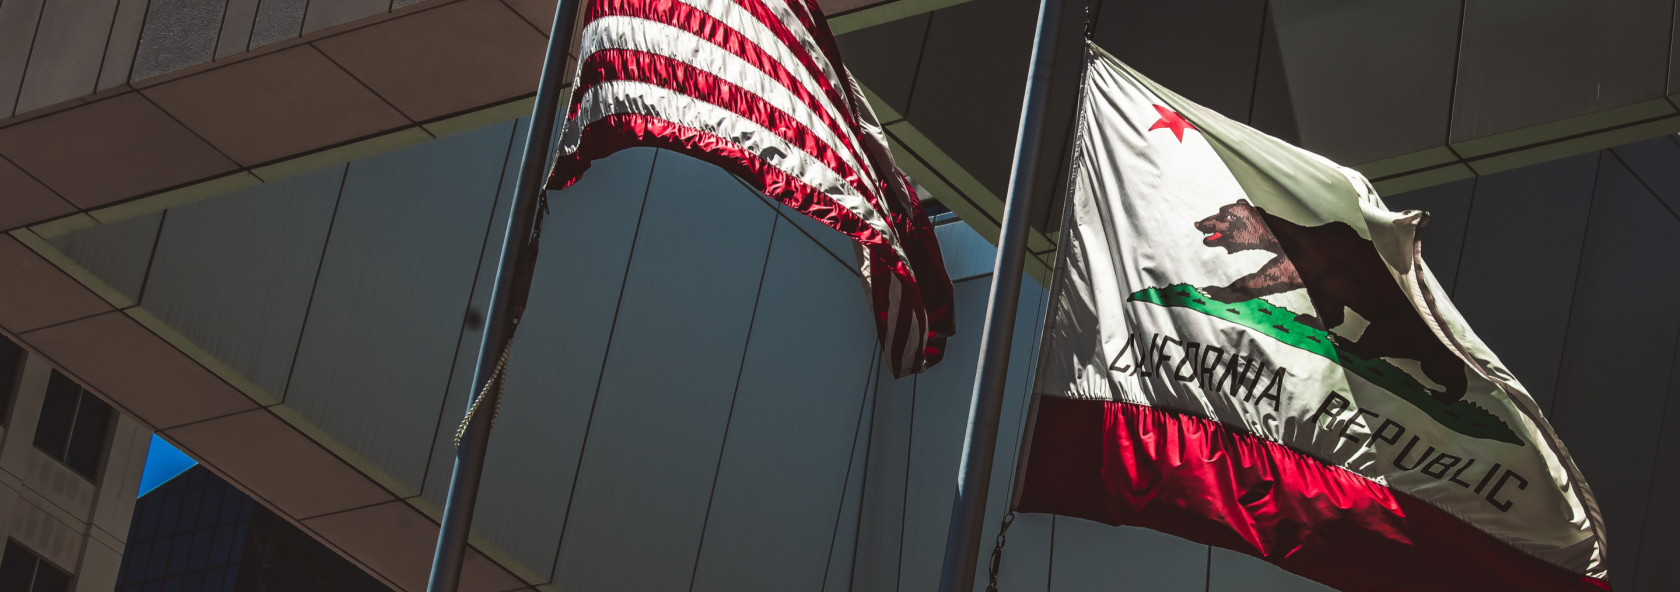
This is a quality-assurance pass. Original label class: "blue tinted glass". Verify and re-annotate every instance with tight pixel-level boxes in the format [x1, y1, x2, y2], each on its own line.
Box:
[187, 530, 212, 572]
[166, 534, 192, 576]
[157, 494, 183, 537]
[182, 572, 205, 592]
[122, 542, 151, 583]
[196, 485, 223, 528]
[208, 526, 235, 567]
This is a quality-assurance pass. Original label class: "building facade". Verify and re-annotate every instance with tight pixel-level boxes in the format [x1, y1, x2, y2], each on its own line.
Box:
[0, 338, 152, 592]
[0, 1, 1678, 592]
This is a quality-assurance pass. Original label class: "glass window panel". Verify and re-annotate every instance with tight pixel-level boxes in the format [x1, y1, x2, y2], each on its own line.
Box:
[208, 526, 235, 567]
[182, 572, 205, 592]
[157, 495, 183, 538]
[0, 337, 22, 426]
[166, 535, 192, 576]
[64, 392, 113, 480]
[186, 529, 213, 572]
[0, 541, 39, 592]
[196, 485, 224, 529]
[33, 371, 81, 458]
[28, 559, 69, 592]
[122, 541, 151, 583]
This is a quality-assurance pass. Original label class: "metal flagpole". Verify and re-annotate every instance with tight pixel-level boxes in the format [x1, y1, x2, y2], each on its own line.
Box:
[425, 2, 581, 591]
[935, 0, 1065, 589]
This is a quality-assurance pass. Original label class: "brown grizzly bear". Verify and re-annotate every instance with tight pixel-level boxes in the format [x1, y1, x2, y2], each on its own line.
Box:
[1195, 200, 1467, 405]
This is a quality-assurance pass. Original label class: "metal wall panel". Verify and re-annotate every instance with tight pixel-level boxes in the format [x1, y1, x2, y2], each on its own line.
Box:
[1634, 342, 1680, 591]
[550, 153, 777, 591]
[97, 0, 151, 91]
[456, 146, 657, 577]
[141, 165, 344, 400]
[1249, 0, 1462, 165]
[0, 0, 46, 118]
[47, 211, 162, 304]
[1608, 136, 1680, 215]
[1549, 155, 1680, 590]
[299, 0, 388, 35]
[836, 14, 930, 117]
[1091, 0, 1268, 125]
[1451, 152, 1599, 411]
[935, 220, 999, 283]
[850, 347, 915, 592]
[284, 121, 514, 496]
[907, 0, 1039, 199]
[822, 374, 877, 592]
[1452, 0, 1673, 142]
[15, 0, 121, 114]
[249, 0, 308, 49]
[896, 277, 991, 592]
[1382, 178, 1476, 296]
[1206, 546, 1334, 592]
[690, 217, 880, 592]
[1051, 520, 1208, 592]
[216, 0, 261, 58]
[130, 0, 228, 81]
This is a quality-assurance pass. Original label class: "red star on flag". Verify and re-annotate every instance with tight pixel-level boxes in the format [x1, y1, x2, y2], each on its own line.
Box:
[1148, 105, 1196, 142]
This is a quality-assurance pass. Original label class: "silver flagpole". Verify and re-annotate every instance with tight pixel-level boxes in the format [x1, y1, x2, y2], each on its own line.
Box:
[935, 0, 1065, 589]
[425, 1, 581, 591]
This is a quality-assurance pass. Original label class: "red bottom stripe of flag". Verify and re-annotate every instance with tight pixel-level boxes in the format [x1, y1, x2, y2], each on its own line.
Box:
[1016, 397, 1611, 592]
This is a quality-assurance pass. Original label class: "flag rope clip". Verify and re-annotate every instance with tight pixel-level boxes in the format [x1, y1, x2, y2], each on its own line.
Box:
[984, 511, 1015, 592]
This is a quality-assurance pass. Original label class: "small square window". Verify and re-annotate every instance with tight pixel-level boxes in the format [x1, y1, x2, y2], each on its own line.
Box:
[33, 370, 114, 481]
[0, 539, 72, 592]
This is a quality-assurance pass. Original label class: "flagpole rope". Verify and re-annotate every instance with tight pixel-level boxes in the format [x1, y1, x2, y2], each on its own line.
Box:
[455, 340, 513, 447]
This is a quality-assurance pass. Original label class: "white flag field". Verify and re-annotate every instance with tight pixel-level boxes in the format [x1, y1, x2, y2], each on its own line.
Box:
[1012, 42, 1611, 592]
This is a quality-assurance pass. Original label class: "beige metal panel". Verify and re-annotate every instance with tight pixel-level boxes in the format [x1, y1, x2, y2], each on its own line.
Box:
[15, 0, 121, 115]
[216, 0, 261, 58]
[299, 0, 388, 35]
[130, 0, 228, 81]
[0, 0, 46, 118]
[96, 0, 150, 91]
[249, 0, 308, 49]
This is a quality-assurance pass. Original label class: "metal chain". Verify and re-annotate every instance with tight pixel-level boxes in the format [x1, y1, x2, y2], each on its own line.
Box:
[454, 340, 512, 447]
[984, 512, 1016, 592]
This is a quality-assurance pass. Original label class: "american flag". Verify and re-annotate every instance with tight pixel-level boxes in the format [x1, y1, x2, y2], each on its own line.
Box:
[547, 0, 956, 376]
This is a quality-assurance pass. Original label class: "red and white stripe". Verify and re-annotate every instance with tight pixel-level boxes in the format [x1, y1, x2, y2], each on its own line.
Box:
[547, 0, 955, 376]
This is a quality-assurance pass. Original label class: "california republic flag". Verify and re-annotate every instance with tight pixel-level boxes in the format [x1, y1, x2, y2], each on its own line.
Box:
[1012, 43, 1611, 591]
